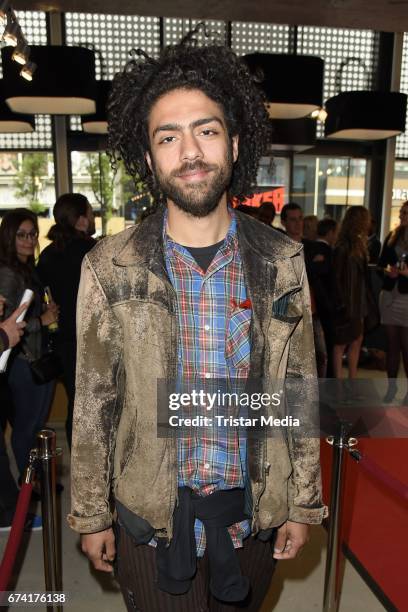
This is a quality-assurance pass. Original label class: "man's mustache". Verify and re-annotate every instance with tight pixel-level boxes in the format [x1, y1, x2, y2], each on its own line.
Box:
[172, 161, 218, 177]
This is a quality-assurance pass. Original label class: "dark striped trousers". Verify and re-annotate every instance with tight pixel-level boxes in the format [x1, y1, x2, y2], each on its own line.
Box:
[114, 522, 277, 612]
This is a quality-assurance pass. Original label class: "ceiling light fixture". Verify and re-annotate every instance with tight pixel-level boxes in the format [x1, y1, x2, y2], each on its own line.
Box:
[243, 52, 324, 120]
[20, 60, 36, 81]
[12, 39, 29, 65]
[0, 80, 34, 132]
[324, 58, 407, 140]
[325, 91, 407, 140]
[270, 117, 317, 152]
[0, 0, 11, 21]
[311, 108, 328, 122]
[2, 12, 20, 46]
[2, 45, 97, 114]
[81, 80, 111, 133]
[1, 4, 34, 79]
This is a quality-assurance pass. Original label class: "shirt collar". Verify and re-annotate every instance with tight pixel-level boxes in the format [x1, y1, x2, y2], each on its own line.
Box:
[163, 207, 238, 252]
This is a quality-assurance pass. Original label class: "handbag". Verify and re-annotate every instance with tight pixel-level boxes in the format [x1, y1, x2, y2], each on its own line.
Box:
[29, 351, 63, 384]
[22, 343, 63, 385]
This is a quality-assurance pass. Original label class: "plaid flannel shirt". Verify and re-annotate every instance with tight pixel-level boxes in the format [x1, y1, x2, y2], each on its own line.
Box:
[164, 211, 251, 556]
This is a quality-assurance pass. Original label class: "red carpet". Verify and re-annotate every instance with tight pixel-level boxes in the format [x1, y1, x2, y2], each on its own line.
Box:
[321, 437, 408, 611]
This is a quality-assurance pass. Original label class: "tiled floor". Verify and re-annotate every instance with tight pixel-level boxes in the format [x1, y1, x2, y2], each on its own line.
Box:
[0, 421, 386, 611]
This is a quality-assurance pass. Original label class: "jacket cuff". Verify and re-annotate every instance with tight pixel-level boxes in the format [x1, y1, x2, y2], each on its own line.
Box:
[66, 511, 112, 534]
[288, 504, 329, 524]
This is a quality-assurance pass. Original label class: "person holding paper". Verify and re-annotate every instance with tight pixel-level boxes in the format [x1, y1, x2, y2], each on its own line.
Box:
[0, 209, 58, 478]
[0, 298, 27, 354]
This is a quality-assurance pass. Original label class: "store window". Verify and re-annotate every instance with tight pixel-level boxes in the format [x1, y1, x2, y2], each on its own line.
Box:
[0, 151, 56, 215]
[391, 160, 408, 230]
[291, 156, 367, 219]
[71, 151, 152, 236]
[236, 157, 290, 213]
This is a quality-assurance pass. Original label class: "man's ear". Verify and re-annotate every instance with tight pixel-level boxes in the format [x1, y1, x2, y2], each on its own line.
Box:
[145, 151, 152, 172]
[232, 135, 239, 163]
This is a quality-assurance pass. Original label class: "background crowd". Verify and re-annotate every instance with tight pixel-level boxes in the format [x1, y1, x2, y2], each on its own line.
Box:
[239, 199, 408, 396]
[0, 195, 407, 531]
[0, 194, 95, 531]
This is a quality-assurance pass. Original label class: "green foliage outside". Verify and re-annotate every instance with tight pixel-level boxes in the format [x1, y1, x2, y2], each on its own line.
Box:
[119, 163, 154, 221]
[86, 152, 154, 233]
[13, 152, 50, 214]
[86, 152, 115, 236]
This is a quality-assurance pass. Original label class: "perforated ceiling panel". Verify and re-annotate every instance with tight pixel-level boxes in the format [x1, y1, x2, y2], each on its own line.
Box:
[231, 22, 290, 55]
[0, 11, 51, 150]
[162, 18, 227, 47]
[65, 12, 161, 130]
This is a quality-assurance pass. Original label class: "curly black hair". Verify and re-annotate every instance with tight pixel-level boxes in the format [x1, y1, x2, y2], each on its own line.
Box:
[107, 25, 271, 204]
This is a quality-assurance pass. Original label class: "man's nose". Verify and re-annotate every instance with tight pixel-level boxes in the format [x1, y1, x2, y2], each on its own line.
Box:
[180, 132, 203, 162]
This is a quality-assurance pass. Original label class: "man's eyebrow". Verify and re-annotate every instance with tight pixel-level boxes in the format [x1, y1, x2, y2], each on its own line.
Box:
[152, 116, 225, 138]
[191, 116, 225, 129]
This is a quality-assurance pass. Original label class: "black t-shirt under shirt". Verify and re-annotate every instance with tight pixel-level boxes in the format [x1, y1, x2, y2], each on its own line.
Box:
[184, 239, 225, 273]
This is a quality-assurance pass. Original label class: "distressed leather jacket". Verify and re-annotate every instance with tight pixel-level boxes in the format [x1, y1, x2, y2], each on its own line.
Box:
[68, 208, 328, 536]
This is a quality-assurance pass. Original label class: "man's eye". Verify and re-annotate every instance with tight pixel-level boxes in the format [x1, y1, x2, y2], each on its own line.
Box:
[201, 129, 217, 136]
[159, 136, 176, 144]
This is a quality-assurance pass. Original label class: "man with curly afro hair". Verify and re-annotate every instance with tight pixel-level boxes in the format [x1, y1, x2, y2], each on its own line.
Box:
[69, 25, 327, 611]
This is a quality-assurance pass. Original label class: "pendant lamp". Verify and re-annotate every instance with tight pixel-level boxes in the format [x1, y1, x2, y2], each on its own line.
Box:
[324, 56, 407, 140]
[0, 80, 34, 132]
[81, 80, 111, 134]
[324, 91, 407, 140]
[243, 53, 324, 119]
[271, 117, 316, 152]
[1, 45, 97, 115]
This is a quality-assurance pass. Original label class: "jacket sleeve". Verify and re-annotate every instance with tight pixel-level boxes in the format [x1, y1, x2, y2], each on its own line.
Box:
[0, 267, 21, 317]
[285, 255, 328, 524]
[0, 267, 40, 333]
[67, 254, 124, 534]
[377, 233, 397, 273]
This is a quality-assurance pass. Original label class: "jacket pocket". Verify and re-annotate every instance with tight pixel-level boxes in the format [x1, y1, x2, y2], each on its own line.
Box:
[267, 314, 302, 380]
[113, 410, 138, 480]
[270, 313, 302, 325]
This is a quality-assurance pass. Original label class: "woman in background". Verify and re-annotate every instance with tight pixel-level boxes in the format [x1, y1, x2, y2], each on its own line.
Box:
[0, 209, 58, 478]
[378, 201, 408, 403]
[332, 206, 377, 379]
[37, 193, 96, 448]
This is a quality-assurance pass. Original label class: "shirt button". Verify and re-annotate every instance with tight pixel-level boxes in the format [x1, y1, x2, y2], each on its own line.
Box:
[204, 324, 210, 331]
[203, 463, 210, 469]
[205, 373, 211, 379]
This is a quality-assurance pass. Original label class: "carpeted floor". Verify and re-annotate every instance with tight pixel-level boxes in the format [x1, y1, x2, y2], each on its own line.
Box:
[321, 434, 408, 611]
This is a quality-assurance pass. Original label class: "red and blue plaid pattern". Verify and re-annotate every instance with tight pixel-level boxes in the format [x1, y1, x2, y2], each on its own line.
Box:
[164, 211, 251, 556]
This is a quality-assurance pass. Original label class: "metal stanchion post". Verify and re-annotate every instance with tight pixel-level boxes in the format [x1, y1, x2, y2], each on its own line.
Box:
[323, 422, 359, 612]
[36, 429, 62, 612]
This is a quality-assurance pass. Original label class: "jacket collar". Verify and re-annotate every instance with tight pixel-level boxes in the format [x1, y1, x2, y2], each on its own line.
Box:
[235, 209, 303, 262]
[113, 206, 166, 268]
[113, 205, 303, 268]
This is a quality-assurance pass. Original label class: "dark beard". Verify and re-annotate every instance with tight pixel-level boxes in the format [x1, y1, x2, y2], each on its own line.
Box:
[152, 146, 233, 218]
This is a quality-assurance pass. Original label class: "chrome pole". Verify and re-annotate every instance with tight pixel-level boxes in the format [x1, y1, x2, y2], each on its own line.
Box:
[37, 429, 62, 612]
[323, 425, 358, 612]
